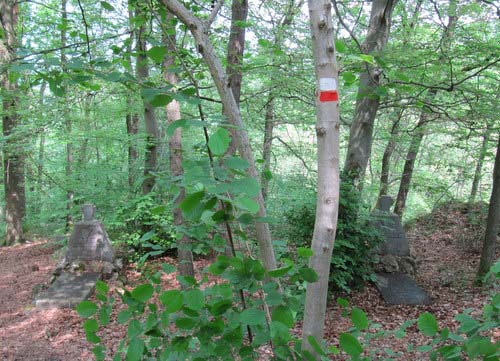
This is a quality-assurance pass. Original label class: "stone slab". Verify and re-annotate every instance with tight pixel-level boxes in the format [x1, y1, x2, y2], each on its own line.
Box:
[375, 272, 431, 305]
[35, 272, 101, 309]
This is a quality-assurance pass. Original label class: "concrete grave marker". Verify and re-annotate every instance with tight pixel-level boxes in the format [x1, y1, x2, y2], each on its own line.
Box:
[35, 204, 117, 309]
[371, 196, 431, 305]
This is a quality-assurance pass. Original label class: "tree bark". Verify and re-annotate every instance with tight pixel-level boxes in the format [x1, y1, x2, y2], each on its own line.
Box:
[134, 7, 159, 195]
[377, 110, 402, 200]
[126, 6, 139, 190]
[162, 0, 277, 272]
[1, 0, 25, 246]
[477, 133, 500, 279]
[261, 97, 274, 201]
[61, 0, 73, 232]
[163, 12, 195, 279]
[468, 129, 490, 207]
[302, 1, 341, 357]
[342, 0, 398, 190]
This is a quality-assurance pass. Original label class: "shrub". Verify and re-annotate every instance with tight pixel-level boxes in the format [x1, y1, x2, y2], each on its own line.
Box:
[283, 175, 382, 292]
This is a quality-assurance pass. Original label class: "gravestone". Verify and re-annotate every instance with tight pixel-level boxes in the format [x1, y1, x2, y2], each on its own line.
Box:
[35, 204, 117, 309]
[65, 204, 114, 263]
[372, 196, 430, 305]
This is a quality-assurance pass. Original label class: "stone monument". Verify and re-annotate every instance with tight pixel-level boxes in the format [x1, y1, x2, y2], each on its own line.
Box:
[35, 204, 119, 309]
[372, 196, 430, 305]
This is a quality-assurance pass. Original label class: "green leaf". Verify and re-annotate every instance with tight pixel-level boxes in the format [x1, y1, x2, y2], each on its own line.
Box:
[95, 280, 109, 294]
[208, 128, 231, 156]
[159, 290, 183, 313]
[100, 1, 115, 11]
[224, 156, 249, 171]
[342, 71, 356, 85]
[85, 330, 101, 344]
[117, 310, 132, 324]
[184, 289, 204, 311]
[359, 54, 375, 64]
[455, 313, 479, 335]
[416, 345, 433, 352]
[268, 265, 292, 277]
[271, 306, 294, 328]
[337, 297, 349, 308]
[230, 177, 260, 197]
[418, 312, 439, 336]
[339, 333, 363, 357]
[335, 39, 346, 53]
[77, 301, 98, 318]
[127, 319, 143, 338]
[307, 335, 327, 357]
[297, 247, 313, 258]
[83, 319, 99, 333]
[179, 191, 205, 213]
[240, 308, 266, 326]
[175, 317, 197, 330]
[147, 46, 167, 63]
[162, 263, 176, 274]
[139, 230, 155, 242]
[351, 307, 369, 330]
[126, 338, 145, 361]
[131, 284, 154, 303]
[234, 196, 259, 214]
[299, 267, 318, 282]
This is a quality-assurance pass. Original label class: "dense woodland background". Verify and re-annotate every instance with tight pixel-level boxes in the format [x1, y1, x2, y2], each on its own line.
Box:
[0, 0, 499, 359]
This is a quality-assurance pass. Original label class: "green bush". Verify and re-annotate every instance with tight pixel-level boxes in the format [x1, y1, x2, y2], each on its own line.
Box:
[110, 193, 176, 261]
[283, 175, 382, 292]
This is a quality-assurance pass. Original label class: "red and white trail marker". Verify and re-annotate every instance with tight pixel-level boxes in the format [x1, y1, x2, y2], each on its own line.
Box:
[318, 77, 338, 102]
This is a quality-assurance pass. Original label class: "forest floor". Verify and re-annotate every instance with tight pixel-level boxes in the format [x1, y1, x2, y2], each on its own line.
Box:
[0, 202, 498, 360]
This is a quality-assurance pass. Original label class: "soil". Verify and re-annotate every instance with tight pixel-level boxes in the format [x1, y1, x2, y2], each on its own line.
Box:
[0, 202, 497, 360]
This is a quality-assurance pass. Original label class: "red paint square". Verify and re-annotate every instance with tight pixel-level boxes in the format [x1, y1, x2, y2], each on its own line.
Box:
[319, 91, 338, 102]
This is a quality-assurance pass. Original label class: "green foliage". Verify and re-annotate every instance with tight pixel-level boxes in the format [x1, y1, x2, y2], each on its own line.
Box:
[283, 175, 382, 292]
[111, 194, 176, 262]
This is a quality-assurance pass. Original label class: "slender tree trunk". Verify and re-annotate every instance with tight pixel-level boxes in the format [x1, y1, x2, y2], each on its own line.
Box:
[163, 0, 277, 272]
[342, 0, 398, 190]
[163, 13, 195, 279]
[261, 97, 274, 201]
[36, 81, 47, 214]
[60, 0, 73, 232]
[477, 133, 500, 279]
[1, 0, 25, 246]
[126, 6, 139, 190]
[302, 1, 340, 357]
[134, 8, 159, 195]
[377, 110, 402, 200]
[469, 129, 490, 207]
[393, 0, 457, 217]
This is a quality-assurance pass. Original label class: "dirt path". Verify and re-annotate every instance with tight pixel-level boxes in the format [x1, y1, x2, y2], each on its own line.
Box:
[0, 241, 95, 361]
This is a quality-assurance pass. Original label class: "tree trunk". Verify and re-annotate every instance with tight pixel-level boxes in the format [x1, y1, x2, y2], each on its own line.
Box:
[342, 0, 398, 190]
[163, 13, 195, 279]
[36, 81, 47, 214]
[126, 7, 139, 190]
[377, 110, 402, 201]
[477, 133, 500, 279]
[61, 0, 73, 232]
[1, 0, 25, 246]
[302, 1, 341, 357]
[134, 8, 159, 195]
[261, 97, 274, 201]
[162, 0, 277, 272]
[468, 129, 490, 207]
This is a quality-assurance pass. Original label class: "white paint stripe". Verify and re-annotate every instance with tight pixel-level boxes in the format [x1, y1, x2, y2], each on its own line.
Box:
[319, 78, 337, 91]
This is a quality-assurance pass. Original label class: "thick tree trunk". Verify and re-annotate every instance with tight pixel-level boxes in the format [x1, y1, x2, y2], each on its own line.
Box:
[343, 0, 398, 190]
[469, 129, 490, 207]
[477, 134, 500, 279]
[1, 0, 25, 246]
[377, 110, 402, 200]
[302, 1, 341, 357]
[163, 13, 195, 279]
[134, 8, 159, 195]
[162, 0, 277, 272]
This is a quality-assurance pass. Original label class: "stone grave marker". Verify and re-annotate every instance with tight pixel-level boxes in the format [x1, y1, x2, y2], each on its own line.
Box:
[35, 204, 117, 309]
[371, 196, 431, 305]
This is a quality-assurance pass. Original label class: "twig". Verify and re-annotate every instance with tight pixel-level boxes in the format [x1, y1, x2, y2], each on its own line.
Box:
[76, 0, 92, 62]
[206, 0, 224, 28]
